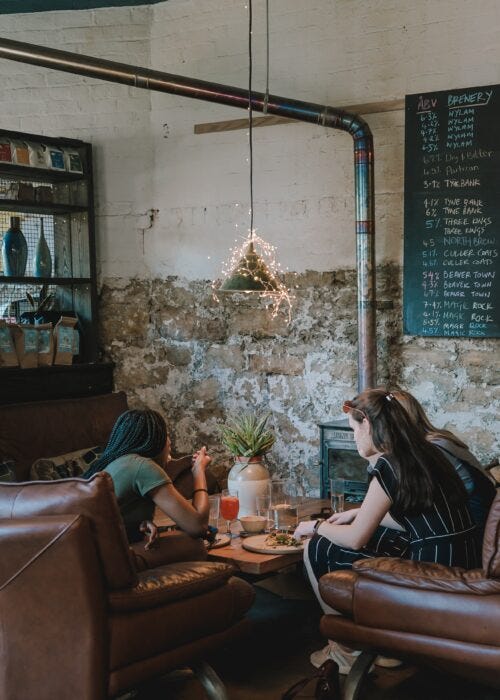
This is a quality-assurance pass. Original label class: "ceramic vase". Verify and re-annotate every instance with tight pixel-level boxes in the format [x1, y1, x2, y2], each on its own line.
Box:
[2, 216, 27, 277]
[227, 456, 271, 517]
[33, 217, 52, 277]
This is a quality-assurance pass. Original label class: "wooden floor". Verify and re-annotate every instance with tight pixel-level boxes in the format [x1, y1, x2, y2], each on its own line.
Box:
[129, 571, 498, 700]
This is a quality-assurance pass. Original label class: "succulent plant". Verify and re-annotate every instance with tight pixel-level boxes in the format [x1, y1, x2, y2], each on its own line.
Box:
[219, 412, 275, 459]
[26, 284, 54, 316]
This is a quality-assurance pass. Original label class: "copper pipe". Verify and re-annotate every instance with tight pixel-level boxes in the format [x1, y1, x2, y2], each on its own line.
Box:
[0, 37, 377, 391]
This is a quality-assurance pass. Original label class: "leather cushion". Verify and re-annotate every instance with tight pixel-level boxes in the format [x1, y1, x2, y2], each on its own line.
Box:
[109, 575, 254, 669]
[108, 561, 234, 612]
[130, 530, 207, 572]
[352, 576, 500, 646]
[0, 472, 136, 590]
[483, 490, 500, 577]
[353, 557, 500, 595]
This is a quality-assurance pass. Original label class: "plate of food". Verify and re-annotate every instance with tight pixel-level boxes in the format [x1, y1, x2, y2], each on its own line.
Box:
[206, 533, 232, 549]
[241, 532, 303, 554]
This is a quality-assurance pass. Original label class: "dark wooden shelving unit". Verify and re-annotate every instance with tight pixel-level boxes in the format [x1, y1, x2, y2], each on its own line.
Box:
[0, 128, 105, 402]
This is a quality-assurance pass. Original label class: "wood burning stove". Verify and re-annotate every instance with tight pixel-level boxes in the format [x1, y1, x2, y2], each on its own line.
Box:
[319, 419, 369, 502]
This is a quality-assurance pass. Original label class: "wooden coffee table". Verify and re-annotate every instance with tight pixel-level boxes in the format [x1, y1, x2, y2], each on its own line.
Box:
[154, 498, 330, 577]
[206, 498, 330, 576]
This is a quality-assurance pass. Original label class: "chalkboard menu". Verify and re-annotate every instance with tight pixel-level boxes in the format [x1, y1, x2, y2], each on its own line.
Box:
[404, 84, 500, 337]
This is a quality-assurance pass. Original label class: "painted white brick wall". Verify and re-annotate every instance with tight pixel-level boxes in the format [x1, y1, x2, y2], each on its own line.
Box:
[1, 0, 500, 279]
[0, 5, 153, 278]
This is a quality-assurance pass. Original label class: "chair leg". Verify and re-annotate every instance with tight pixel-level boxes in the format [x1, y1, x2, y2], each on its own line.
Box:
[343, 651, 376, 700]
[191, 661, 229, 700]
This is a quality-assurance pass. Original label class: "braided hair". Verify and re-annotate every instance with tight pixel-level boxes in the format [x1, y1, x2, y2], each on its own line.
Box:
[83, 409, 167, 478]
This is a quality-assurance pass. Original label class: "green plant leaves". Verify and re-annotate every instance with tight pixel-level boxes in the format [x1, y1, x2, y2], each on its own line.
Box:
[218, 412, 275, 458]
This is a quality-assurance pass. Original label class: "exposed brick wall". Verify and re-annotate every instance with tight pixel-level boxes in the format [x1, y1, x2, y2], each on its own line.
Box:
[99, 269, 499, 490]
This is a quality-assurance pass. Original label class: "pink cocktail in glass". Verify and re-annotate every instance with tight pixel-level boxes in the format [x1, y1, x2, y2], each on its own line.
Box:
[220, 489, 239, 536]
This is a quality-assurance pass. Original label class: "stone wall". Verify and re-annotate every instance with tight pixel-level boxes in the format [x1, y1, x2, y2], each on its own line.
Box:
[100, 268, 499, 493]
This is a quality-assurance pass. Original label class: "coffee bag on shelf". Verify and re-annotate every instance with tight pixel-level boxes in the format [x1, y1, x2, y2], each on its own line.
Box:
[0, 321, 19, 367]
[37, 322, 54, 367]
[27, 142, 47, 169]
[12, 324, 39, 369]
[53, 316, 78, 365]
[11, 141, 30, 166]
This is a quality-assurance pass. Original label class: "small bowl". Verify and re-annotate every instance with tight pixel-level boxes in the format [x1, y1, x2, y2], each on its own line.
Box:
[239, 515, 267, 534]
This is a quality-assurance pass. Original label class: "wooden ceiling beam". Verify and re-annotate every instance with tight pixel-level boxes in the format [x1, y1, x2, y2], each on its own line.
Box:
[194, 98, 404, 134]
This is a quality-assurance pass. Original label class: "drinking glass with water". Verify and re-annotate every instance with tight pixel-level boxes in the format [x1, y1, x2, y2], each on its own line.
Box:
[271, 479, 301, 532]
[330, 477, 345, 514]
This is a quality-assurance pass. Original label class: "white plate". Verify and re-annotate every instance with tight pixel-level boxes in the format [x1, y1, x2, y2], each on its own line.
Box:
[241, 534, 304, 555]
[206, 533, 232, 549]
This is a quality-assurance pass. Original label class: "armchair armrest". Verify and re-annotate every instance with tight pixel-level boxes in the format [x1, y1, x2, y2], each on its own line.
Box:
[130, 529, 208, 571]
[353, 557, 500, 594]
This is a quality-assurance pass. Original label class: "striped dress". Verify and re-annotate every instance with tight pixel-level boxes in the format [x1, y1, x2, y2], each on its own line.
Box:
[307, 455, 480, 581]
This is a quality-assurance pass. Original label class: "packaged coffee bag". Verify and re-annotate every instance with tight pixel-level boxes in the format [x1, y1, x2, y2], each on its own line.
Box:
[37, 322, 54, 367]
[0, 140, 12, 164]
[64, 149, 83, 174]
[12, 324, 39, 368]
[28, 142, 47, 169]
[0, 321, 19, 367]
[54, 316, 78, 365]
[45, 145, 65, 171]
[11, 141, 30, 166]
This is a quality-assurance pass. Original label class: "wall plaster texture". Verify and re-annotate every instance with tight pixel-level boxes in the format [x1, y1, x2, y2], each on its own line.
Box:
[99, 268, 499, 491]
[0, 1, 498, 487]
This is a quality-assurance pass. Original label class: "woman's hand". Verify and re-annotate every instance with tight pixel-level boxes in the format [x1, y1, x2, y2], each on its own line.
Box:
[192, 446, 211, 473]
[327, 508, 359, 525]
[139, 520, 159, 550]
[293, 520, 317, 540]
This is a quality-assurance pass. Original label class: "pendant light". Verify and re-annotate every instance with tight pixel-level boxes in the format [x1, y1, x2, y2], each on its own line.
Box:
[213, 0, 291, 317]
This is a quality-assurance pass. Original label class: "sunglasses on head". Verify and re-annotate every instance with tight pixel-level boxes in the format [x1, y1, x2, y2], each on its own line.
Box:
[342, 401, 367, 420]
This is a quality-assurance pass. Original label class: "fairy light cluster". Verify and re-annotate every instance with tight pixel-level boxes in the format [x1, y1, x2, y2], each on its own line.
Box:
[212, 229, 292, 320]
[211, 0, 292, 321]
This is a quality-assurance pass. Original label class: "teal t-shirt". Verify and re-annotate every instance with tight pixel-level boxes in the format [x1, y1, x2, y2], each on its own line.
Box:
[105, 454, 172, 542]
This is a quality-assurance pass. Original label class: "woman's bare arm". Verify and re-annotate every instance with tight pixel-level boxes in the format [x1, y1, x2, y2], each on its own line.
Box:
[316, 478, 392, 549]
[151, 483, 208, 537]
[150, 446, 210, 538]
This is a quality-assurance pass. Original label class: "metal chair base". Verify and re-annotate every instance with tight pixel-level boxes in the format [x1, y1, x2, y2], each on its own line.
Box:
[343, 651, 376, 700]
[191, 661, 229, 700]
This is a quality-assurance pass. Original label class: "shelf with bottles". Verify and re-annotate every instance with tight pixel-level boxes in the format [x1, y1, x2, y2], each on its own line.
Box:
[0, 210, 91, 280]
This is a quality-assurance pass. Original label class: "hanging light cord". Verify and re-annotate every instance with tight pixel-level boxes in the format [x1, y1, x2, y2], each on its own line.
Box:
[263, 0, 269, 114]
[248, 0, 254, 239]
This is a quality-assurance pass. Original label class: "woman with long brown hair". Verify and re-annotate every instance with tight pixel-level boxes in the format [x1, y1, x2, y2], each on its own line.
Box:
[392, 389, 495, 534]
[295, 388, 480, 673]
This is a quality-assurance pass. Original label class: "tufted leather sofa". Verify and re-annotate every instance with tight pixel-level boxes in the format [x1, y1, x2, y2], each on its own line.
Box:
[319, 490, 500, 691]
[0, 473, 255, 699]
[0, 390, 218, 496]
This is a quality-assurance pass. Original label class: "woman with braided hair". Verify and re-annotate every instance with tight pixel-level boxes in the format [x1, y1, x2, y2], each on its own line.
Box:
[83, 409, 210, 543]
[294, 388, 479, 673]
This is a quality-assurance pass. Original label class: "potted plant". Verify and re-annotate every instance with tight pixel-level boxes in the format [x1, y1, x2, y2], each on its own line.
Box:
[20, 284, 55, 324]
[219, 413, 275, 516]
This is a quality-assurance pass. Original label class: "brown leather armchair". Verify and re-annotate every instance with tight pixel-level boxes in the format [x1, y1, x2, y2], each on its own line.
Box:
[319, 490, 500, 698]
[0, 473, 254, 700]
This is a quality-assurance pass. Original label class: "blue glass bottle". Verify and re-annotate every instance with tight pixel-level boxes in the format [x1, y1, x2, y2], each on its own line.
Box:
[33, 217, 52, 278]
[2, 216, 27, 277]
